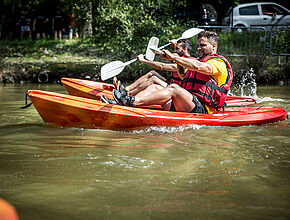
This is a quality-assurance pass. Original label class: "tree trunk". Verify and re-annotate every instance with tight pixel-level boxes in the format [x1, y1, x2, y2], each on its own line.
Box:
[82, 0, 93, 38]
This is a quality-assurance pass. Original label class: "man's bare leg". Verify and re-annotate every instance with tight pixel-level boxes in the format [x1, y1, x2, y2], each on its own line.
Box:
[135, 84, 164, 98]
[126, 70, 167, 96]
[134, 84, 196, 112]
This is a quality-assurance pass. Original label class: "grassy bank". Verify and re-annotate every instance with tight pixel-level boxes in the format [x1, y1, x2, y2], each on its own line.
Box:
[0, 38, 289, 85]
[0, 39, 107, 83]
[0, 38, 160, 83]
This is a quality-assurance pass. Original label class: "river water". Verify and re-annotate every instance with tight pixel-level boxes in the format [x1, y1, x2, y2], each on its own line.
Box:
[0, 83, 289, 220]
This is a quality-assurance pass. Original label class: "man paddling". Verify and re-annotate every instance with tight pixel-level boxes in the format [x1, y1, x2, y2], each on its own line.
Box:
[112, 31, 233, 114]
[102, 39, 193, 106]
[113, 39, 194, 98]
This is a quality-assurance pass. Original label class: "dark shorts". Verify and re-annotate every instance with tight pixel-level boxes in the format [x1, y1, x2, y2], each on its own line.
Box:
[190, 94, 208, 114]
[169, 94, 208, 114]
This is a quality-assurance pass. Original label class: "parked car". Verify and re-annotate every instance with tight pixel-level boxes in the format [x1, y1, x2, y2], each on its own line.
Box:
[174, 4, 218, 25]
[222, 2, 290, 31]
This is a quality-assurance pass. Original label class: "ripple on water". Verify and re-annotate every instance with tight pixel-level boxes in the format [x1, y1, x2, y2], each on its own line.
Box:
[256, 96, 285, 104]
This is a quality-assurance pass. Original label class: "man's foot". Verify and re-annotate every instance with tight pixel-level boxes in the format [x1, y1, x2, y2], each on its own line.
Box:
[113, 77, 118, 89]
[101, 95, 117, 105]
[112, 89, 135, 107]
[113, 76, 128, 95]
[117, 80, 128, 95]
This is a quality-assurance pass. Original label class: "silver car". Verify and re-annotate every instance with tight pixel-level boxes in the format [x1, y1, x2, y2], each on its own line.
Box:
[222, 2, 290, 31]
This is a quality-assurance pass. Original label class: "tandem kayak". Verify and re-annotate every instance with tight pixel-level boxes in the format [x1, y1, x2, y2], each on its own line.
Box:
[26, 90, 287, 130]
[61, 77, 256, 107]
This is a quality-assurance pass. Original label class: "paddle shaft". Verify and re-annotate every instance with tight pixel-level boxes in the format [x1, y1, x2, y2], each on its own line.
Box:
[119, 28, 202, 66]
[101, 28, 204, 80]
[123, 58, 138, 66]
[158, 36, 184, 50]
[116, 36, 185, 69]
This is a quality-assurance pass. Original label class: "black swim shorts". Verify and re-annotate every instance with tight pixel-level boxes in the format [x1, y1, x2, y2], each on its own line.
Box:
[169, 94, 208, 114]
[190, 94, 208, 114]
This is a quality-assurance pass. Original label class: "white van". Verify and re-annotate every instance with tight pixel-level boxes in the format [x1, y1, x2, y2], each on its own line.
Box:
[222, 2, 290, 31]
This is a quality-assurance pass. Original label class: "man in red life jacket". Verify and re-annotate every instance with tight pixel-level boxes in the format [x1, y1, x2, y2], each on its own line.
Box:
[112, 31, 233, 114]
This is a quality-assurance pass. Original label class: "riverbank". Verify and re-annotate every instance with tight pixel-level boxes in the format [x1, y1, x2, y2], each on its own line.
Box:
[0, 39, 289, 85]
[0, 54, 103, 83]
[0, 39, 109, 83]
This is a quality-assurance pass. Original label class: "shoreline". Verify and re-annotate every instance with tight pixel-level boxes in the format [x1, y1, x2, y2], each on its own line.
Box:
[1, 58, 288, 86]
[1, 39, 289, 85]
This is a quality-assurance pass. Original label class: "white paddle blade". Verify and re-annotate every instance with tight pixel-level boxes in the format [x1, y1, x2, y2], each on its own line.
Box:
[145, 37, 159, 61]
[101, 61, 125, 81]
[180, 28, 204, 40]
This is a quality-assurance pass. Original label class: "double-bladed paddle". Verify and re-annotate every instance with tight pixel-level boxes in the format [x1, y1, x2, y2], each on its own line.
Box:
[101, 37, 159, 81]
[100, 27, 204, 81]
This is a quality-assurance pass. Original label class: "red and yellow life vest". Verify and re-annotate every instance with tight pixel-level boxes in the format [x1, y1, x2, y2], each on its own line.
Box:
[181, 54, 233, 110]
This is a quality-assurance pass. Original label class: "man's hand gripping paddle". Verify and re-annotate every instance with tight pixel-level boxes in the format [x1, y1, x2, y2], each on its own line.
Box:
[100, 27, 204, 81]
[150, 27, 204, 55]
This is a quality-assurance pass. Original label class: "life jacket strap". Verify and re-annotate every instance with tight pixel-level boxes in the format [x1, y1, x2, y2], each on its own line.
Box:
[185, 78, 228, 94]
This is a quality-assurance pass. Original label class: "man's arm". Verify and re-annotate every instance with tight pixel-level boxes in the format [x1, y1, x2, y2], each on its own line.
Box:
[138, 54, 177, 72]
[162, 50, 213, 75]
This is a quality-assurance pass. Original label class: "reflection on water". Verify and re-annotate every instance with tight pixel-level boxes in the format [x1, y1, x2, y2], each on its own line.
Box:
[0, 83, 289, 219]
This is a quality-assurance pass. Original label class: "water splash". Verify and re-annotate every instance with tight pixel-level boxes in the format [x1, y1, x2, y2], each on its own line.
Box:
[230, 68, 257, 98]
[240, 68, 257, 98]
[133, 124, 204, 134]
[229, 68, 287, 104]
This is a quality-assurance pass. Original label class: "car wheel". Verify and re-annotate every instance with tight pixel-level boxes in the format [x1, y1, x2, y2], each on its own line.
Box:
[234, 25, 246, 33]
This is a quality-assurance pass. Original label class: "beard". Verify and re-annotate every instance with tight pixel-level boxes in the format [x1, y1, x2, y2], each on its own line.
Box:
[198, 50, 210, 59]
[199, 47, 214, 58]
[176, 50, 184, 57]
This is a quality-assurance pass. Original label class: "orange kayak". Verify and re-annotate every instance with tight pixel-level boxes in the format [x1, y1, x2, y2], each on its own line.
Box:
[27, 90, 287, 130]
[61, 77, 256, 107]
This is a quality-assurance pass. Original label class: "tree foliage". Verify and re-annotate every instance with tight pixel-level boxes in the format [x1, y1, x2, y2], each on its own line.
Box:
[94, 1, 175, 49]
[71, 1, 192, 54]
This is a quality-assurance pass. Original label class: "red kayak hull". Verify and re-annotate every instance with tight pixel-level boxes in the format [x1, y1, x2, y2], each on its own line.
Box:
[61, 77, 256, 107]
[27, 90, 287, 130]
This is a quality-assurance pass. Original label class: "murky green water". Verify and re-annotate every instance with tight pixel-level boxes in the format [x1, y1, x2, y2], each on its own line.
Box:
[0, 83, 289, 220]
